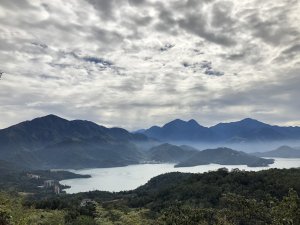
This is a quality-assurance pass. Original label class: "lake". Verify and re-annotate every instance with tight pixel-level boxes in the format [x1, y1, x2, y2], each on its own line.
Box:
[60, 158, 300, 194]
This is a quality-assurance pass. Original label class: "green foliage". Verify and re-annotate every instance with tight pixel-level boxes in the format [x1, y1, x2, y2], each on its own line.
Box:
[271, 189, 300, 225]
[0, 192, 65, 225]
[95, 205, 152, 225]
[1, 168, 300, 224]
[0, 209, 11, 225]
[129, 168, 300, 210]
[157, 205, 216, 225]
[157, 192, 300, 225]
[67, 215, 97, 225]
[218, 193, 272, 225]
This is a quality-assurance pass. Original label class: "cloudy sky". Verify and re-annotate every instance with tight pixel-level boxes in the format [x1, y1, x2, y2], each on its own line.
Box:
[0, 0, 299, 130]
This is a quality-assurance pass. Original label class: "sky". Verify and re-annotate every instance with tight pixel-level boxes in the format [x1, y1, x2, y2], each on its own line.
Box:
[0, 0, 299, 130]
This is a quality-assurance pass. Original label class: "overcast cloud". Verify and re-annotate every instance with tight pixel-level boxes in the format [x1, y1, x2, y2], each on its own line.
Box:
[0, 0, 299, 130]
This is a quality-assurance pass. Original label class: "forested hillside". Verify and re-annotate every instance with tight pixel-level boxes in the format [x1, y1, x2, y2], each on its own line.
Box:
[1, 168, 298, 225]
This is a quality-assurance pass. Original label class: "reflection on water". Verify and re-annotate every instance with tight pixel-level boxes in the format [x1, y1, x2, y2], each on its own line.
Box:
[60, 158, 300, 193]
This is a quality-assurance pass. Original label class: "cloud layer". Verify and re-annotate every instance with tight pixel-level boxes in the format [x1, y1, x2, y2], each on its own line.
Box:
[0, 0, 299, 130]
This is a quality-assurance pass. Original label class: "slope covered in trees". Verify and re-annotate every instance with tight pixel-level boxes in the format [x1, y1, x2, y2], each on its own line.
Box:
[12, 168, 299, 225]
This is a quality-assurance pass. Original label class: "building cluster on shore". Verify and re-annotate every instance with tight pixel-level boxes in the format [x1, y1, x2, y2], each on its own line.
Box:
[44, 180, 61, 194]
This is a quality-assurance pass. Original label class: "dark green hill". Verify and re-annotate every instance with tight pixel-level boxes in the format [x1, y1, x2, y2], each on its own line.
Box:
[147, 144, 274, 167]
[175, 147, 274, 167]
[36, 137, 143, 169]
[0, 115, 150, 169]
[253, 145, 300, 158]
[27, 168, 300, 225]
[128, 168, 300, 211]
[147, 143, 197, 163]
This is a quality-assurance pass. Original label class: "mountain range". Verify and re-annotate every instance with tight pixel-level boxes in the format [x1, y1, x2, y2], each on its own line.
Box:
[0, 115, 294, 170]
[139, 118, 300, 143]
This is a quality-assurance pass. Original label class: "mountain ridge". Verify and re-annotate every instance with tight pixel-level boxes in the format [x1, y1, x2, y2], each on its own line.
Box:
[138, 118, 300, 143]
[0, 115, 296, 170]
[0, 114, 152, 169]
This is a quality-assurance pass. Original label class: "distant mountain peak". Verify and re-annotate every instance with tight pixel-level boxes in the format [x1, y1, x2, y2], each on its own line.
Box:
[163, 119, 203, 128]
[242, 118, 257, 121]
[148, 125, 161, 130]
[143, 118, 213, 141]
[34, 114, 67, 121]
[187, 119, 200, 125]
[212, 118, 268, 129]
[165, 118, 185, 124]
[240, 118, 264, 124]
[45, 114, 60, 118]
[25, 115, 69, 128]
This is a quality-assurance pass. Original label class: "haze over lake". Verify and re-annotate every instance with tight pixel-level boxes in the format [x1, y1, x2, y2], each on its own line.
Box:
[61, 158, 300, 194]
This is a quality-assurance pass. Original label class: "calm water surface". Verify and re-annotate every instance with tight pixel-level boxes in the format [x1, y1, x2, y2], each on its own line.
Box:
[60, 158, 300, 193]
